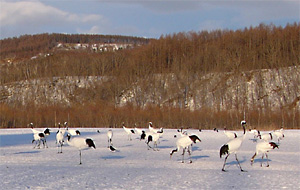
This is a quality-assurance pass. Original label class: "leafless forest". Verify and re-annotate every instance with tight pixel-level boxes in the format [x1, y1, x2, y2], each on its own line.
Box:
[0, 23, 299, 129]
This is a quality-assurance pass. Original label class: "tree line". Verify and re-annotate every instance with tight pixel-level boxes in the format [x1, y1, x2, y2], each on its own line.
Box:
[0, 33, 150, 59]
[0, 23, 299, 129]
[1, 23, 298, 84]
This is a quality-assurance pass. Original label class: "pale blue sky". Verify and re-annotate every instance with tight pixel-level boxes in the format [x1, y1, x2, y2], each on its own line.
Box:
[0, 0, 299, 39]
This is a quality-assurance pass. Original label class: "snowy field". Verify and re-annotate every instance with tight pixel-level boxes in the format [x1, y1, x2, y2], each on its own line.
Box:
[0, 127, 299, 190]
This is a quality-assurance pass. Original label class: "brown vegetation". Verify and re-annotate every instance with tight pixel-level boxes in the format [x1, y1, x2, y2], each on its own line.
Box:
[0, 23, 299, 129]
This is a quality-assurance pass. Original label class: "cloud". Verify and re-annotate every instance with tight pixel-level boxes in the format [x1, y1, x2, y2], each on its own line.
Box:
[0, 0, 104, 38]
[1, 1, 103, 26]
[1, 0, 298, 39]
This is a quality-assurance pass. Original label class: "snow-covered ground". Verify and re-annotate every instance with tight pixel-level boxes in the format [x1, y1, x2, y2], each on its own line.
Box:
[0, 127, 299, 189]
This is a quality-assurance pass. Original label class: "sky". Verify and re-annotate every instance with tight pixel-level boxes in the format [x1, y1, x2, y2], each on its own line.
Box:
[0, 0, 299, 39]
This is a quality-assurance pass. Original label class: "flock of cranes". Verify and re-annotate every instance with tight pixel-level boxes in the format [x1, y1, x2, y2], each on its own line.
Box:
[29, 120, 284, 170]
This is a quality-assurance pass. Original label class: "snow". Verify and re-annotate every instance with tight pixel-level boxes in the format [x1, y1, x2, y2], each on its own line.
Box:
[0, 128, 299, 189]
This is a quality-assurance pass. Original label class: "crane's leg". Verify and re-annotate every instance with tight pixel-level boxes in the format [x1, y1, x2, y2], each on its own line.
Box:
[79, 150, 82, 165]
[235, 154, 245, 172]
[45, 139, 48, 148]
[265, 153, 270, 167]
[156, 142, 159, 151]
[261, 154, 264, 167]
[182, 148, 186, 163]
[250, 153, 257, 166]
[60, 143, 63, 153]
[187, 146, 192, 163]
[37, 140, 41, 149]
[32, 140, 37, 149]
[222, 154, 230, 171]
[146, 141, 152, 150]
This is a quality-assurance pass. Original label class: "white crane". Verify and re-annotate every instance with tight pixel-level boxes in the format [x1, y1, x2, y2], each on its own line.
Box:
[135, 127, 144, 136]
[149, 122, 163, 134]
[145, 132, 161, 151]
[32, 130, 46, 149]
[170, 134, 201, 163]
[107, 129, 113, 147]
[30, 123, 50, 149]
[107, 129, 117, 151]
[249, 128, 260, 139]
[122, 123, 135, 141]
[259, 132, 273, 142]
[134, 124, 145, 140]
[56, 124, 66, 153]
[273, 128, 284, 143]
[250, 141, 279, 167]
[220, 120, 247, 172]
[65, 122, 81, 136]
[177, 128, 188, 136]
[148, 122, 156, 133]
[174, 128, 188, 138]
[66, 134, 96, 165]
[223, 126, 237, 139]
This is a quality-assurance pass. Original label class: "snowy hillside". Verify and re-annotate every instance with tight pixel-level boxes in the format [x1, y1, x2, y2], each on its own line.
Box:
[0, 128, 299, 189]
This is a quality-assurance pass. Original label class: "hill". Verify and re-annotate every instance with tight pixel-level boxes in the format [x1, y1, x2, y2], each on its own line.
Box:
[0, 33, 150, 60]
[0, 23, 299, 129]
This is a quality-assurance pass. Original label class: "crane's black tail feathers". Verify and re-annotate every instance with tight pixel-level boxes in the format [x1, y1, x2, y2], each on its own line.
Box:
[269, 142, 279, 149]
[86, 139, 96, 149]
[148, 135, 153, 143]
[220, 144, 229, 158]
[109, 145, 117, 152]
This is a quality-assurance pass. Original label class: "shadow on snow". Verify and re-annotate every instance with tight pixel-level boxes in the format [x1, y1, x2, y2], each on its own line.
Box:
[14, 150, 41, 154]
[191, 155, 210, 160]
[101, 155, 125, 160]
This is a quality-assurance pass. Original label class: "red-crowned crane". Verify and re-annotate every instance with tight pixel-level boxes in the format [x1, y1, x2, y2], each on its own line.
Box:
[149, 122, 163, 134]
[273, 128, 285, 143]
[134, 124, 145, 140]
[223, 126, 237, 139]
[66, 134, 96, 165]
[122, 123, 135, 141]
[258, 131, 274, 142]
[249, 128, 260, 139]
[30, 123, 50, 149]
[65, 122, 81, 136]
[250, 141, 279, 167]
[220, 120, 247, 172]
[170, 134, 201, 163]
[107, 129, 117, 151]
[107, 129, 113, 148]
[144, 132, 162, 151]
[56, 123, 66, 153]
